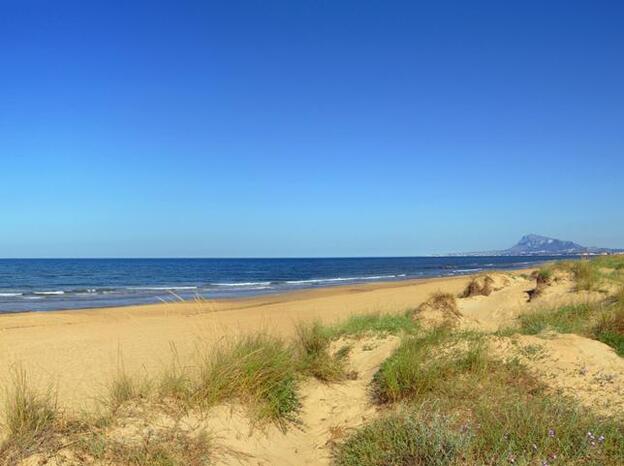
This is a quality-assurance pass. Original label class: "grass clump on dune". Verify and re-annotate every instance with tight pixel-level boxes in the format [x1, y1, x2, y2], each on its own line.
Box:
[593, 306, 624, 356]
[413, 292, 461, 329]
[372, 329, 489, 404]
[79, 428, 211, 466]
[193, 333, 299, 425]
[295, 321, 348, 382]
[334, 409, 465, 466]
[460, 275, 495, 298]
[328, 311, 418, 337]
[518, 303, 595, 336]
[517, 299, 624, 356]
[572, 260, 603, 291]
[0, 368, 59, 462]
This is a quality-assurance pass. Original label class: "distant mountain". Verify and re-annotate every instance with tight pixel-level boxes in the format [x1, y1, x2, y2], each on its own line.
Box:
[503, 234, 586, 255]
[453, 234, 622, 256]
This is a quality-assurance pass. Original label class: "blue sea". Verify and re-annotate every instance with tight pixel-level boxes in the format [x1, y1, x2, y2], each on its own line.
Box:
[0, 257, 560, 313]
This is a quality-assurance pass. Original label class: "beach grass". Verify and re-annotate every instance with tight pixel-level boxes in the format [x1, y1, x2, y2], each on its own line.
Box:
[1, 367, 58, 456]
[295, 321, 348, 382]
[336, 325, 624, 465]
[518, 303, 596, 336]
[334, 409, 465, 466]
[515, 298, 624, 356]
[326, 311, 418, 337]
[193, 333, 299, 425]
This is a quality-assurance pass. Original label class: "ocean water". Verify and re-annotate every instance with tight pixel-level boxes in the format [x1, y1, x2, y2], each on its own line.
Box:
[0, 257, 560, 313]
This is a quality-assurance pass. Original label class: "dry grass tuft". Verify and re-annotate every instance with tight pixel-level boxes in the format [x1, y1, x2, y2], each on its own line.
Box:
[78, 425, 211, 466]
[413, 292, 461, 328]
[2, 368, 57, 441]
[460, 275, 495, 298]
[527, 267, 554, 301]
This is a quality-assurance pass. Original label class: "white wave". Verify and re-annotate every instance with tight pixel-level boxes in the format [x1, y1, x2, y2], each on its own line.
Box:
[127, 286, 198, 291]
[212, 282, 272, 287]
[33, 291, 65, 295]
[0, 292, 22, 297]
[285, 274, 406, 285]
[451, 268, 483, 274]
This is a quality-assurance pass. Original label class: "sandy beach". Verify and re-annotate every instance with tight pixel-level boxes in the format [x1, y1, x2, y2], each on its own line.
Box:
[0, 274, 473, 410]
[2, 261, 624, 465]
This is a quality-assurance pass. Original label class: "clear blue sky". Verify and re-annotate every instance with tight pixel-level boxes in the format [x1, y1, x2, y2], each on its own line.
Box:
[2, 1, 623, 258]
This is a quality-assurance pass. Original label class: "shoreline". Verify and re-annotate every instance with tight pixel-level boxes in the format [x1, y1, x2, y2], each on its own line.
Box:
[0, 262, 546, 316]
[0, 268, 537, 411]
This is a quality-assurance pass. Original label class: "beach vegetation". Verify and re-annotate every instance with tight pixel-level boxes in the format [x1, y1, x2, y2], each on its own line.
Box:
[460, 275, 494, 298]
[337, 324, 624, 465]
[295, 321, 348, 382]
[0, 367, 58, 458]
[571, 260, 602, 291]
[334, 409, 465, 466]
[592, 305, 624, 356]
[518, 303, 595, 336]
[327, 311, 418, 337]
[78, 428, 211, 466]
[193, 333, 299, 425]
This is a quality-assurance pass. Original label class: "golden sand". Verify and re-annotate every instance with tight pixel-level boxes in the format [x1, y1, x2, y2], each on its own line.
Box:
[0, 274, 471, 410]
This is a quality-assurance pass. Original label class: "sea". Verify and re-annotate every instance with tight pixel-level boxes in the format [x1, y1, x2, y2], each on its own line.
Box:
[0, 257, 561, 313]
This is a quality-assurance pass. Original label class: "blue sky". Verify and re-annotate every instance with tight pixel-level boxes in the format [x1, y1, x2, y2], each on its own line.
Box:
[1, 1, 623, 257]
